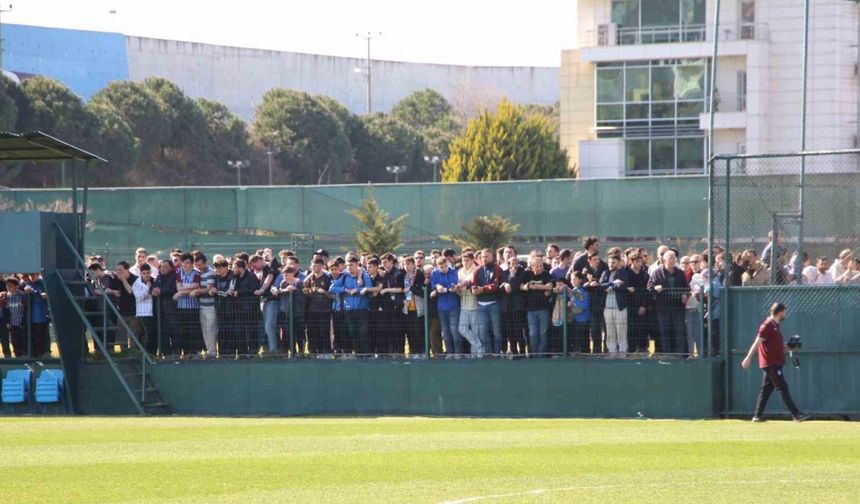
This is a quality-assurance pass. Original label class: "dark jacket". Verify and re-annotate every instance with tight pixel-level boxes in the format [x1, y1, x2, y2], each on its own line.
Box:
[381, 266, 405, 311]
[626, 267, 650, 313]
[647, 266, 689, 312]
[472, 262, 503, 303]
[304, 271, 333, 312]
[599, 267, 629, 312]
[500, 266, 525, 312]
[153, 270, 178, 312]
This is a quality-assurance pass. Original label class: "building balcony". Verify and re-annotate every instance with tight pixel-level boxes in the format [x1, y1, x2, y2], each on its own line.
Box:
[578, 23, 768, 62]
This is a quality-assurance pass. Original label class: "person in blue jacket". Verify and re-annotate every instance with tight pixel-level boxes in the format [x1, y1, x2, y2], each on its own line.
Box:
[329, 257, 372, 355]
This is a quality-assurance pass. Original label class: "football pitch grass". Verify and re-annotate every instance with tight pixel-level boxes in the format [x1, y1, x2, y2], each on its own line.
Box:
[4, 417, 859, 503]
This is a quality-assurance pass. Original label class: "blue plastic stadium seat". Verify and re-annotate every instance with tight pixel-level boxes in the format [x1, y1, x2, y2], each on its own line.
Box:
[40, 369, 64, 390]
[2, 368, 33, 413]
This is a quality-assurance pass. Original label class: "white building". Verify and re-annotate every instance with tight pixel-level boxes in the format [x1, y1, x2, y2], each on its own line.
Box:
[561, 0, 860, 178]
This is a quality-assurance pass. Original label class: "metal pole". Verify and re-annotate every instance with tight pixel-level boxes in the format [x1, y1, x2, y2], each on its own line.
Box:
[81, 160, 90, 257]
[705, 0, 721, 361]
[60, 161, 66, 188]
[366, 34, 372, 115]
[433, 160, 439, 184]
[795, 0, 811, 284]
[770, 214, 779, 285]
[562, 290, 569, 356]
[707, 0, 722, 162]
[423, 286, 430, 358]
[71, 162, 79, 255]
[237, 165, 241, 187]
[0, 6, 5, 72]
[267, 150, 273, 186]
[156, 295, 162, 357]
[26, 293, 32, 358]
[289, 292, 295, 356]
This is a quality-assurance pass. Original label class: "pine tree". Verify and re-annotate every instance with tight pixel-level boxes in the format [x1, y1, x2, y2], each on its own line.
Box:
[348, 193, 409, 254]
[441, 99, 569, 182]
[443, 215, 520, 252]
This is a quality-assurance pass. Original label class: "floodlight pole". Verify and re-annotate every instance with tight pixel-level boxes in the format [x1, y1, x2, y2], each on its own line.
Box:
[706, 0, 722, 360]
[795, 0, 810, 284]
[0, 4, 11, 72]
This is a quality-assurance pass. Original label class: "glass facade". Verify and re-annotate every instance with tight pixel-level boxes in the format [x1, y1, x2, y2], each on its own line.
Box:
[596, 59, 707, 175]
[611, 0, 706, 45]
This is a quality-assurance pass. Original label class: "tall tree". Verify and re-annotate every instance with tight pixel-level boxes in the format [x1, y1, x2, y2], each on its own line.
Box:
[391, 89, 462, 160]
[521, 101, 560, 137]
[143, 77, 207, 153]
[87, 100, 139, 176]
[352, 113, 425, 183]
[0, 74, 22, 131]
[348, 193, 409, 255]
[441, 100, 569, 182]
[90, 81, 171, 161]
[251, 89, 352, 184]
[18, 77, 99, 146]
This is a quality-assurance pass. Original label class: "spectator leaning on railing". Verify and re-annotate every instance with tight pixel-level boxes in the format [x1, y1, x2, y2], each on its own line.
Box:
[55, 240, 855, 362]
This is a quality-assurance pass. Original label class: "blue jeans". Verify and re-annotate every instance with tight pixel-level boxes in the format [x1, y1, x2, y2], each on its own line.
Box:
[476, 302, 503, 354]
[527, 310, 549, 355]
[438, 308, 462, 355]
[458, 309, 482, 355]
[263, 300, 280, 352]
[657, 309, 688, 355]
[685, 309, 703, 357]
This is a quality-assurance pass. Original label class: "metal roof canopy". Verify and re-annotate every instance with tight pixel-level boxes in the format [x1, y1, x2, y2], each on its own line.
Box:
[0, 131, 107, 256]
[0, 131, 106, 163]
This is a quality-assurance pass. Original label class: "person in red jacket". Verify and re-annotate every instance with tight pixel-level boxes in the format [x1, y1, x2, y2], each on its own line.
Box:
[741, 302, 809, 422]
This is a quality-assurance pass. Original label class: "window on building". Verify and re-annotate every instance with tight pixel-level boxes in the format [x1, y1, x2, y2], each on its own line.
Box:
[611, 0, 706, 45]
[740, 0, 755, 39]
[595, 59, 708, 175]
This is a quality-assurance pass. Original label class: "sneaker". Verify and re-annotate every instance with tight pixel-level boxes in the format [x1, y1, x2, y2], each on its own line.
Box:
[793, 414, 811, 423]
[751, 416, 765, 423]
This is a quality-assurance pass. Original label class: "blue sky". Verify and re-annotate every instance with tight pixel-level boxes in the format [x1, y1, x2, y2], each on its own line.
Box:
[6, 0, 578, 66]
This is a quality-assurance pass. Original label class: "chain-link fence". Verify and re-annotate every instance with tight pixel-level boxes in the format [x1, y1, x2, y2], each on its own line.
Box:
[712, 150, 860, 284]
[712, 150, 860, 416]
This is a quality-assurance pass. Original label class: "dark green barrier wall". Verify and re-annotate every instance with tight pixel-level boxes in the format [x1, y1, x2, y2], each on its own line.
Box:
[76, 359, 721, 418]
[725, 286, 860, 416]
[1, 177, 708, 262]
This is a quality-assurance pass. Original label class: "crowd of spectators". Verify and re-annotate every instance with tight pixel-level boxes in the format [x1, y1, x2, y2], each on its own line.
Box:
[72, 237, 858, 360]
[0, 273, 51, 358]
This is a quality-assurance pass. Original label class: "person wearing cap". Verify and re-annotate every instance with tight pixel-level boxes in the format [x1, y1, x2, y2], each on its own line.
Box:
[303, 257, 333, 354]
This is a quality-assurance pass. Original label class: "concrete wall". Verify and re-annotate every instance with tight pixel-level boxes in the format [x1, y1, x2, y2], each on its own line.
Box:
[124, 36, 560, 120]
[76, 359, 722, 418]
[4, 24, 559, 119]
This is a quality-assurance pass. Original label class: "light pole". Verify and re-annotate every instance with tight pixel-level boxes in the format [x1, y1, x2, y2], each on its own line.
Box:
[266, 147, 280, 186]
[385, 165, 407, 183]
[424, 155, 441, 183]
[0, 4, 12, 72]
[227, 160, 250, 186]
[355, 31, 381, 115]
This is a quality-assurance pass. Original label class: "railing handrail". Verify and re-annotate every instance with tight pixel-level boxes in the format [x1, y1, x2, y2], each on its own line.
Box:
[52, 219, 154, 365]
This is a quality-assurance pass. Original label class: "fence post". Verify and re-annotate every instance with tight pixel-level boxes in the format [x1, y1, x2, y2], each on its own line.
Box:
[26, 292, 33, 358]
[102, 294, 108, 352]
[423, 286, 430, 358]
[156, 297, 162, 357]
[562, 289, 569, 356]
[288, 292, 295, 356]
